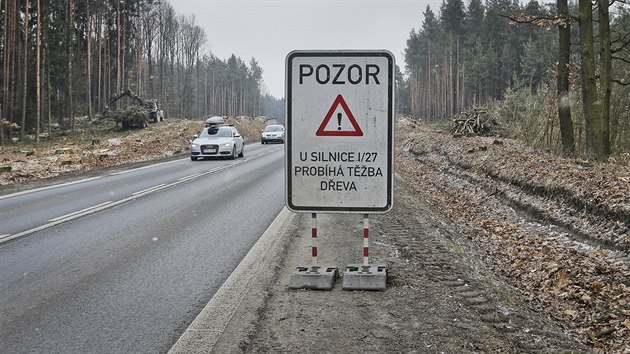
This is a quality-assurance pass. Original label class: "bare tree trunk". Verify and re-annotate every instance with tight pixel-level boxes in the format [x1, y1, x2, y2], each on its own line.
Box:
[579, 0, 600, 158]
[449, 42, 453, 117]
[212, 70, 216, 113]
[35, 0, 41, 142]
[136, 24, 143, 94]
[68, 0, 74, 131]
[122, 13, 127, 91]
[10, 0, 17, 136]
[20, 0, 29, 139]
[196, 56, 201, 117]
[0, 0, 6, 146]
[597, 0, 611, 158]
[146, 19, 154, 99]
[42, 0, 51, 139]
[557, 0, 574, 155]
[240, 79, 244, 116]
[107, 28, 111, 111]
[47, 56, 51, 139]
[97, 15, 102, 112]
[116, 0, 121, 96]
[2, 0, 15, 145]
[456, 38, 461, 113]
[86, 3, 93, 120]
[427, 44, 431, 119]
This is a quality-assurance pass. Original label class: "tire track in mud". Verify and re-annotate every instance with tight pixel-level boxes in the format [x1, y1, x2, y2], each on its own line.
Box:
[404, 132, 629, 251]
[373, 186, 589, 353]
[443, 154, 630, 252]
[395, 124, 630, 351]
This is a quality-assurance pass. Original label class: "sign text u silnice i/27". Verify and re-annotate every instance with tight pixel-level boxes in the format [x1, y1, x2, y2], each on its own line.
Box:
[285, 50, 395, 213]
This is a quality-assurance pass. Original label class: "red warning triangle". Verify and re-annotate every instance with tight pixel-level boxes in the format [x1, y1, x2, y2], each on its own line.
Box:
[316, 94, 363, 136]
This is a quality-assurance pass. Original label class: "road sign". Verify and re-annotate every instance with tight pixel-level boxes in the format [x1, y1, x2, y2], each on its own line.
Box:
[285, 50, 395, 213]
[316, 94, 363, 137]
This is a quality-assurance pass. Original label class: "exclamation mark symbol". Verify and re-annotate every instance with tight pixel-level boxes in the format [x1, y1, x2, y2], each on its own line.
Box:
[337, 113, 342, 130]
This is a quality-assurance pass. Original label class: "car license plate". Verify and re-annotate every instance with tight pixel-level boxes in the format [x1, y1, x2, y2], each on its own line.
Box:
[203, 148, 216, 154]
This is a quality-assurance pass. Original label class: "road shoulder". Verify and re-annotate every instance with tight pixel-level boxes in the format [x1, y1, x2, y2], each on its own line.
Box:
[171, 182, 590, 353]
[168, 207, 297, 353]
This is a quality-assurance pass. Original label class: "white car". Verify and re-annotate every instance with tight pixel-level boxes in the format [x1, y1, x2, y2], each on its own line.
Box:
[190, 125, 244, 160]
[261, 124, 285, 144]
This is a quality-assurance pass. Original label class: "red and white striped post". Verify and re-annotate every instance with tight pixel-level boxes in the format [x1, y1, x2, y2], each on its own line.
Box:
[363, 214, 370, 266]
[311, 213, 318, 268]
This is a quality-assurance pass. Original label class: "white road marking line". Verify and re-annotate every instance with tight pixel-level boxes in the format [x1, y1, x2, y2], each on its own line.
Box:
[110, 158, 186, 176]
[230, 160, 247, 167]
[1, 197, 136, 244]
[195, 166, 226, 176]
[0, 177, 103, 201]
[135, 184, 172, 196]
[132, 184, 167, 196]
[178, 173, 202, 181]
[0, 149, 275, 201]
[48, 201, 114, 222]
[0, 150, 280, 244]
[0, 234, 10, 239]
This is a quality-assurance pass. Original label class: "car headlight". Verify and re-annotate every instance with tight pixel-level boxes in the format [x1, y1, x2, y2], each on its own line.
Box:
[221, 143, 231, 147]
[190, 143, 199, 148]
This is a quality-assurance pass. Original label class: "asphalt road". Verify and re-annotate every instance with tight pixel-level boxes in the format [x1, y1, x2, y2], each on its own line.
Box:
[0, 143, 285, 353]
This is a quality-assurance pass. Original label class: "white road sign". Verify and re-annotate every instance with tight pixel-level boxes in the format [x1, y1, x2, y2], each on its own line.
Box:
[285, 50, 395, 213]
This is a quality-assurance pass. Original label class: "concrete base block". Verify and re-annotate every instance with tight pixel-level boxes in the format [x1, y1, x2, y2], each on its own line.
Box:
[288, 265, 339, 291]
[342, 264, 387, 291]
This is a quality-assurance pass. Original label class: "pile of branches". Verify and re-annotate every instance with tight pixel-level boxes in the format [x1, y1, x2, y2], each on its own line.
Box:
[451, 108, 501, 136]
[111, 106, 149, 129]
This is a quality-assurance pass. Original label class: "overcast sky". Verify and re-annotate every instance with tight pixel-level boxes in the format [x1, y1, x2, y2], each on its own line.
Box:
[168, 0, 444, 99]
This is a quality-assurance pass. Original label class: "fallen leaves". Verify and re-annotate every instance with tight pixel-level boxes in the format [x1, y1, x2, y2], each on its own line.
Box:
[396, 117, 630, 352]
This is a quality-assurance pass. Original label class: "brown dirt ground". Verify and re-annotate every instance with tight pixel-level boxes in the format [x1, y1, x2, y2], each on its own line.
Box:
[222, 117, 629, 353]
[393, 118, 630, 352]
[233, 189, 590, 353]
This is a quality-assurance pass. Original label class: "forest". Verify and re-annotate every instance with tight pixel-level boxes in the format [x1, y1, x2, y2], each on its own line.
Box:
[0, 0, 283, 146]
[1, 0, 629, 162]
[400, 0, 630, 160]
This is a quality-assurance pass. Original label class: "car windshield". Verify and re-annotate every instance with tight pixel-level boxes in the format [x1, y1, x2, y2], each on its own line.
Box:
[201, 126, 232, 138]
[264, 125, 284, 132]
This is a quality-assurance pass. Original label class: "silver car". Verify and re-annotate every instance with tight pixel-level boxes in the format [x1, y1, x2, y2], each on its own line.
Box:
[261, 124, 285, 144]
[190, 125, 244, 161]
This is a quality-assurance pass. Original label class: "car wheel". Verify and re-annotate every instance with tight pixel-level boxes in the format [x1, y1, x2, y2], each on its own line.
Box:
[191, 156, 198, 161]
[238, 145, 244, 158]
[231, 146, 236, 160]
